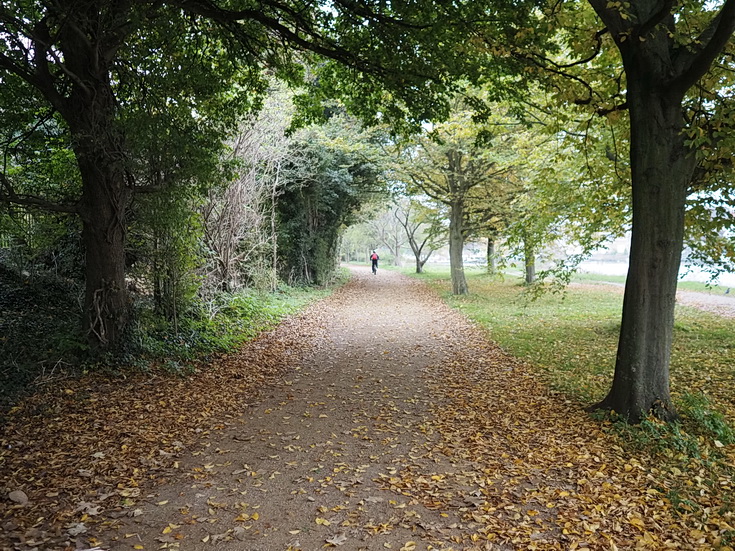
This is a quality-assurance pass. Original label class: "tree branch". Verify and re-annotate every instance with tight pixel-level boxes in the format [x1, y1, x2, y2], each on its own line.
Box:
[331, 0, 432, 29]
[634, 0, 674, 39]
[671, 0, 735, 95]
[0, 173, 78, 213]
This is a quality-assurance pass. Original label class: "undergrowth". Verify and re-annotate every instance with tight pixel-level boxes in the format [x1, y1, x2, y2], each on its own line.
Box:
[0, 265, 348, 410]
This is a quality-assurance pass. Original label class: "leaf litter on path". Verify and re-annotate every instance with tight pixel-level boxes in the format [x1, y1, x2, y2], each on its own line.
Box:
[2, 266, 734, 550]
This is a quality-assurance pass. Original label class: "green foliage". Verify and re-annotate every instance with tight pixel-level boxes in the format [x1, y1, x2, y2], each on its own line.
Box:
[0, 264, 86, 408]
[607, 413, 703, 459]
[128, 190, 204, 322]
[277, 116, 387, 285]
[679, 392, 735, 446]
[126, 282, 338, 364]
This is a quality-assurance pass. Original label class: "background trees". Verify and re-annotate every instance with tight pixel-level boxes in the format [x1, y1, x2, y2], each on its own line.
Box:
[276, 116, 386, 285]
[394, 200, 444, 274]
[1, 0, 511, 350]
[395, 105, 513, 294]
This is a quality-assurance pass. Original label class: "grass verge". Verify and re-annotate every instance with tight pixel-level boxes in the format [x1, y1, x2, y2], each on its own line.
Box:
[409, 267, 735, 493]
[571, 270, 733, 294]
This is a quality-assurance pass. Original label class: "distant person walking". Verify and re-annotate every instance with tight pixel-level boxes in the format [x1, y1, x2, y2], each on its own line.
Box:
[370, 250, 379, 275]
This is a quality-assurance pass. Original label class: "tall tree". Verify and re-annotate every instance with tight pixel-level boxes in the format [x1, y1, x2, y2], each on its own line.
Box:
[368, 207, 408, 266]
[394, 200, 444, 274]
[397, 107, 509, 294]
[0, 2, 257, 348]
[581, 0, 735, 422]
[507, 0, 735, 421]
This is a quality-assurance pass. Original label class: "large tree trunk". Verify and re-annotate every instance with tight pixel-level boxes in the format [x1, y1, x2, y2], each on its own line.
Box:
[75, 134, 131, 350]
[449, 201, 468, 295]
[62, 34, 132, 351]
[594, 70, 693, 423]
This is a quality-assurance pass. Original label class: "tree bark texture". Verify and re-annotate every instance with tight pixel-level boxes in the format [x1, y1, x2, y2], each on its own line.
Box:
[57, 16, 132, 350]
[524, 241, 536, 285]
[590, 12, 701, 421]
[73, 100, 131, 350]
[596, 88, 691, 422]
[449, 200, 469, 295]
[486, 238, 496, 275]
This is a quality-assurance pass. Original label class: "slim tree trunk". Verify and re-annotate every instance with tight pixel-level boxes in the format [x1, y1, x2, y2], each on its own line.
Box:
[524, 251, 535, 285]
[594, 71, 693, 423]
[486, 238, 496, 275]
[271, 162, 280, 292]
[449, 201, 468, 295]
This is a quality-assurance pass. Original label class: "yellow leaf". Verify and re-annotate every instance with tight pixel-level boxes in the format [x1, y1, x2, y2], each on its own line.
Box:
[251, 512, 259, 520]
[400, 542, 416, 551]
[629, 516, 645, 529]
[316, 517, 331, 526]
[162, 526, 172, 534]
[134, 546, 144, 550]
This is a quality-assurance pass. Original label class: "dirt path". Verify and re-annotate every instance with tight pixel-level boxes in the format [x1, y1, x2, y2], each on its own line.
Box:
[574, 279, 735, 317]
[676, 288, 735, 317]
[82, 268, 727, 550]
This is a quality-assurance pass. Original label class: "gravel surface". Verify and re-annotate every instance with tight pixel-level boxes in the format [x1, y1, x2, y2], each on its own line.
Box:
[676, 289, 735, 317]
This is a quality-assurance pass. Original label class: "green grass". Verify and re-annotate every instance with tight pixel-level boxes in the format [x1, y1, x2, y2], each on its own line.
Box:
[409, 266, 735, 442]
[570, 270, 733, 294]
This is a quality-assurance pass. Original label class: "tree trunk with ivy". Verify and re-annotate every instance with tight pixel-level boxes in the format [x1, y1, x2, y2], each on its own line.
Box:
[69, 81, 131, 351]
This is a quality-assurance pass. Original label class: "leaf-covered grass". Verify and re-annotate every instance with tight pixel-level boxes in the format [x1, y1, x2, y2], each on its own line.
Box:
[409, 266, 735, 449]
[410, 266, 735, 526]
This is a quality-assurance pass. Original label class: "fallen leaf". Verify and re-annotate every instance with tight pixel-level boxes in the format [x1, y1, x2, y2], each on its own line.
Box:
[326, 533, 348, 546]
